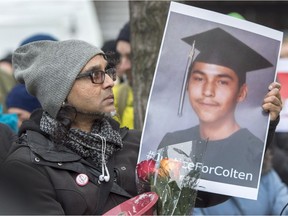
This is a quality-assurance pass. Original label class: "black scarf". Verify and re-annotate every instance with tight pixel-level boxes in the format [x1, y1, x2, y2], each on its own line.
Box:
[40, 112, 123, 167]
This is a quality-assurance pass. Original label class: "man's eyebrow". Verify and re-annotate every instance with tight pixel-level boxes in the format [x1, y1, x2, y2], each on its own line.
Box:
[191, 70, 235, 80]
[217, 74, 235, 80]
[84, 65, 102, 72]
[191, 70, 204, 75]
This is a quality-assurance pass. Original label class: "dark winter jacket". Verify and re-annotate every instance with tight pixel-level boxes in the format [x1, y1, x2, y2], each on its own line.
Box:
[0, 110, 141, 214]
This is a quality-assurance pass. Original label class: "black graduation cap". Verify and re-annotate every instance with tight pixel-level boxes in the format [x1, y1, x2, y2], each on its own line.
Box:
[177, 28, 273, 116]
[182, 27, 273, 77]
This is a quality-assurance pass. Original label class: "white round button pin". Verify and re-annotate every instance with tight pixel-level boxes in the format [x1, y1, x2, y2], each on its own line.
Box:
[76, 173, 89, 186]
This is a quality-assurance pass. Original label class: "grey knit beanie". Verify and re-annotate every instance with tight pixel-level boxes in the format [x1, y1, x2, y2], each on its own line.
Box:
[12, 40, 104, 118]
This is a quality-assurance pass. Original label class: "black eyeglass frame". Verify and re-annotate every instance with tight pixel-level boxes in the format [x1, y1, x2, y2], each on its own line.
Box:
[76, 68, 117, 84]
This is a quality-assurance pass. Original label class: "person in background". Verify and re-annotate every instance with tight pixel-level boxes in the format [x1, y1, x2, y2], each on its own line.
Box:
[0, 53, 13, 75]
[0, 123, 16, 163]
[193, 148, 288, 215]
[0, 53, 16, 112]
[114, 22, 134, 129]
[280, 30, 288, 58]
[102, 39, 117, 55]
[19, 33, 58, 46]
[270, 30, 288, 185]
[272, 124, 288, 185]
[0, 104, 17, 132]
[6, 84, 41, 129]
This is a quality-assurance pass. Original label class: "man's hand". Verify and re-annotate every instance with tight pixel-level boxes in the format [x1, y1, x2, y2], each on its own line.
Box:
[262, 82, 282, 121]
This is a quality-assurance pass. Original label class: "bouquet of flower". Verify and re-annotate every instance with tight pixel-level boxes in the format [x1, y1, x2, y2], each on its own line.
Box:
[136, 158, 201, 215]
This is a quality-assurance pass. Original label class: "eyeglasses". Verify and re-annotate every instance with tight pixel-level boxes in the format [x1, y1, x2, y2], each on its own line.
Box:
[76, 68, 117, 84]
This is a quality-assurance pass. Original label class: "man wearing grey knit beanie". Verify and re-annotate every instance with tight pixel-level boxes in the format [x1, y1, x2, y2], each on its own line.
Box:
[0, 39, 142, 214]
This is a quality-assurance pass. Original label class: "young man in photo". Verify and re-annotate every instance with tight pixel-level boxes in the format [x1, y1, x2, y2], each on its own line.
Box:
[158, 28, 282, 189]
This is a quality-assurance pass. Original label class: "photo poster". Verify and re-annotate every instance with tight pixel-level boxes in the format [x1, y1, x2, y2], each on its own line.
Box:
[137, 1, 283, 200]
[276, 59, 288, 132]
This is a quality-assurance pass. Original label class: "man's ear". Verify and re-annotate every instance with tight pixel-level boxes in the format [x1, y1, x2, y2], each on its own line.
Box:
[237, 83, 248, 102]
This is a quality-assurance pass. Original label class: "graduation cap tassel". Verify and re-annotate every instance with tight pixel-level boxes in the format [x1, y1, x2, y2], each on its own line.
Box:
[178, 40, 195, 117]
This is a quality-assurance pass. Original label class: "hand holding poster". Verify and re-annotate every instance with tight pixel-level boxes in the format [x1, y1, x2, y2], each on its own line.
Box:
[137, 1, 282, 205]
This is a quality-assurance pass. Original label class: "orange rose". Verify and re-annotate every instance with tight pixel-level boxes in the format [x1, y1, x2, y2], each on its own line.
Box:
[158, 158, 182, 179]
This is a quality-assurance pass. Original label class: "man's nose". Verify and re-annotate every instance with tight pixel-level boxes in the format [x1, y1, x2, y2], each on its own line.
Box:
[203, 81, 215, 97]
[103, 74, 114, 88]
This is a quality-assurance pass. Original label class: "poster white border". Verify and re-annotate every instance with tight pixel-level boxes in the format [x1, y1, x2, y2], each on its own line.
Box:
[138, 1, 283, 200]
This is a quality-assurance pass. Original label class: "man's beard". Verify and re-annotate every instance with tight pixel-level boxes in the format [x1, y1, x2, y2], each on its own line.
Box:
[75, 108, 113, 120]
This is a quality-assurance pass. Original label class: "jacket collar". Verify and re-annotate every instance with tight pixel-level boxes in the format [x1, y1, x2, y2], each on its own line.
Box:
[26, 130, 81, 162]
